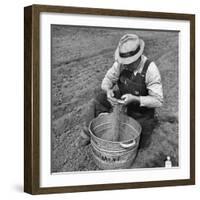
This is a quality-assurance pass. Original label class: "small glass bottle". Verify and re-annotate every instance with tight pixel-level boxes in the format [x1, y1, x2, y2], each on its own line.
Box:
[165, 156, 172, 168]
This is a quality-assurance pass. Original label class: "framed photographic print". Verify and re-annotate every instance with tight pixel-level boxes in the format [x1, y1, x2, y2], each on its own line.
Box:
[24, 4, 195, 194]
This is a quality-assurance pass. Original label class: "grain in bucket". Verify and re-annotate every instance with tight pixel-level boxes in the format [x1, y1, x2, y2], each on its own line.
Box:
[88, 104, 142, 170]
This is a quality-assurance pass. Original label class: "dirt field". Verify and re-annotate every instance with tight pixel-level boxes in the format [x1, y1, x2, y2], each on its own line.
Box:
[51, 25, 179, 172]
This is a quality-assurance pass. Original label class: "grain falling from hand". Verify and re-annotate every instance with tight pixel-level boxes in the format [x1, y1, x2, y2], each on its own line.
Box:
[101, 104, 124, 142]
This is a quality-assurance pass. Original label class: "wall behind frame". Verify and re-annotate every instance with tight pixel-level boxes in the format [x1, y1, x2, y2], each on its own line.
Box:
[0, 0, 199, 199]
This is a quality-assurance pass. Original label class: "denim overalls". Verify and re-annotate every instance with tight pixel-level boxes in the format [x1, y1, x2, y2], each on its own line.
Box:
[117, 59, 155, 120]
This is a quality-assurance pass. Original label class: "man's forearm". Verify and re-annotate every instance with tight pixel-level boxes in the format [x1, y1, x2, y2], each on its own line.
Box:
[101, 77, 114, 92]
[140, 95, 163, 108]
[101, 62, 120, 92]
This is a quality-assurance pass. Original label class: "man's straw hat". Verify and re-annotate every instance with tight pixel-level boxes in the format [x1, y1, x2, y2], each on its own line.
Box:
[115, 34, 145, 65]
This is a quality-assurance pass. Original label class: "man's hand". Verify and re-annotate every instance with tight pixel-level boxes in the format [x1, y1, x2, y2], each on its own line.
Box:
[121, 94, 140, 105]
[106, 89, 118, 106]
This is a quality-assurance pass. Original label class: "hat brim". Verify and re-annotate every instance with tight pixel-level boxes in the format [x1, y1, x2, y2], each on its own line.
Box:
[115, 39, 145, 65]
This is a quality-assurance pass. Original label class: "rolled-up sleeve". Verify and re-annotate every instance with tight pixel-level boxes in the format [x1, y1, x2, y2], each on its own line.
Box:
[140, 62, 163, 108]
[101, 62, 120, 91]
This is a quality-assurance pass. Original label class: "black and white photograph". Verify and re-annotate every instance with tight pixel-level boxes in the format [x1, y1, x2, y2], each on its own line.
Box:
[23, 4, 195, 194]
[51, 25, 179, 173]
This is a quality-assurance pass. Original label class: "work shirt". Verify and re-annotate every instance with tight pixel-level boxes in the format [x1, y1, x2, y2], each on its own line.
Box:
[101, 55, 163, 108]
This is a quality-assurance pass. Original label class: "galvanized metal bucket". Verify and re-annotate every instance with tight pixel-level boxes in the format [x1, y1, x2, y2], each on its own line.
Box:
[88, 113, 142, 170]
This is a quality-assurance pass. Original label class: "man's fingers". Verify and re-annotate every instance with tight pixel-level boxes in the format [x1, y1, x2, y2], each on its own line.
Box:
[107, 91, 114, 98]
[108, 99, 115, 106]
[108, 96, 118, 106]
[121, 94, 127, 100]
[108, 97, 117, 102]
[117, 99, 125, 104]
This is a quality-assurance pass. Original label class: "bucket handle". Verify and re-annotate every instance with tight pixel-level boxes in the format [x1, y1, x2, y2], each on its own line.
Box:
[120, 140, 136, 149]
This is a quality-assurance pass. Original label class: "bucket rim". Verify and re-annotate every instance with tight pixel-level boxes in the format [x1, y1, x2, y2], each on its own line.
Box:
[88, 113, 142, 144]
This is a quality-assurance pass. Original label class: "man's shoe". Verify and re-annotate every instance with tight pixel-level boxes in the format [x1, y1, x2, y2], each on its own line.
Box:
[78, 127, 90, 147]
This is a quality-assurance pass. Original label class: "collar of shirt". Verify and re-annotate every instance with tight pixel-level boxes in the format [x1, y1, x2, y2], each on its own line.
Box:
[122, 55, 146, 75]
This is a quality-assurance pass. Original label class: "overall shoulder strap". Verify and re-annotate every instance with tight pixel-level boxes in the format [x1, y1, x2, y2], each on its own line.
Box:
[141, 59, 152, 77]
